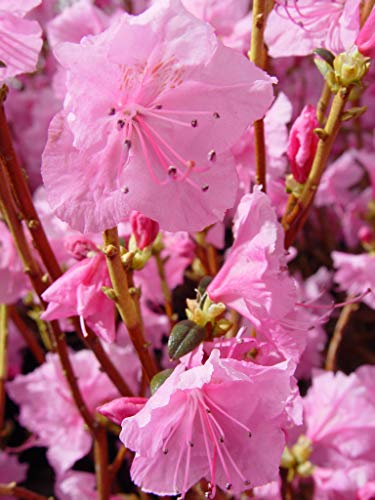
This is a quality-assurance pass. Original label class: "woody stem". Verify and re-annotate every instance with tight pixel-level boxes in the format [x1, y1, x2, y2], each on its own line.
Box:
[325, 300, 359, 371]
[249, 0, 274, 192]
[0, 484, 51, 500]
[0, 304, 8, 436]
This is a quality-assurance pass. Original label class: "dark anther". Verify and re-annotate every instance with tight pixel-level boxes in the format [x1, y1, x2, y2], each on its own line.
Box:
[248, 431, 252, 438]
[155, 104, 163, 109]
[168, 166, 177, 176]
[188, 441, 194, 447]
[244, 480, 251, 486]
[108, 107, 116, 115]
[117, 119, 125, 129]
[205, 408, 211, 413]
[191, 119, 198, 128]
[225, 483, 232, 490]
[208, 149, 216, 161]
[213, 112, 220, 119]
[124, 139, 132, 149]
[121, 186, 129, 194]
[202, 184, 209, 192]
[219, 436, 224, 443]
[163, 448, 168, 455]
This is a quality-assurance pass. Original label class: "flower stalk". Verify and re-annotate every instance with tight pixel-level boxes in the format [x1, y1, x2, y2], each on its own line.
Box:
[103, 227, 157, 381]
[283, 85, 353, 247]
[0, 304, 8, 437]
[249, 0, 274, 192]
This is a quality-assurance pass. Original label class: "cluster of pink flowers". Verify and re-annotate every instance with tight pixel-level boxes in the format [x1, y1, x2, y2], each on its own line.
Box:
[0, 0, 374, 499]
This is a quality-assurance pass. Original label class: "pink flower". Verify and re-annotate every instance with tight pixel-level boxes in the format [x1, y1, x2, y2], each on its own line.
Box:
[46, 0, 116, 49]
[356, 7, 375, 59]
[0, 451, 27, 499]
[130, 211, 159, 249]
[265, 0, 361, 57]
[332, 251, 375, 309]
[287, 105, 318, 184]
[6, 350, 129, 475]
[56, 470, 124, 500]
[41, 251, 116, 342]
[119, 349, 300, 496]
[0, 221, 30, 304]
[0, 0, 42, 79]
[358, 481, 375, 500]
[42, 0, 274, 233]
[207, 188, 297, 332]
[301, 366, 375, 498]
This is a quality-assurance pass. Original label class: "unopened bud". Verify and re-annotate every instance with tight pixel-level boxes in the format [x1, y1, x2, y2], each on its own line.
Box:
[287, 105, 319, 184]
[130, 211, 159, 250]
[333, 47, 370, 87]
[355, 8, 375, 59]
[168, 320, 207, 360]
[358, 225, 373, 245]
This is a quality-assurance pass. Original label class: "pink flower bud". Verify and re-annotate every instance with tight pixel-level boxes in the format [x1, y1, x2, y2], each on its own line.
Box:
[356, 8, 375, 59]
[64, 235, 97, 260]
[287, 105, 319, 184]
[358, 225, 373, 244]
[130, 211, 159, 250]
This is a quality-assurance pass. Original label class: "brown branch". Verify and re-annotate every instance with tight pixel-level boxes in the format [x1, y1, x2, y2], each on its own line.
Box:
[9, 306, 45, 365]
[0, 158, 96, 433]
[108, 445, 127, 482]
[325, 301, 359, 371]
[0, 483, 52, 500]
[94, 424, 110, 500]
[153, 250, 174, 324]
[0, 304, 8, 434]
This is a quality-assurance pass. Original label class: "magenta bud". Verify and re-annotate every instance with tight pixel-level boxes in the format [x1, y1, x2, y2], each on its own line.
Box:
[287, 105, 319, 184]
[130, 211, 160, 250]
[358, 226, 373, 244]
[356, 8, 375, 59]
[64, 235, 97, 260]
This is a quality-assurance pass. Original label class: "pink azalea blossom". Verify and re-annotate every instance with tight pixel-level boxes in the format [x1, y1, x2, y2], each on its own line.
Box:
[46, 0, 116, 49]
[0, 221, 30, 304]
[315, 149, 364, 208]
[0, 451, 27, 500]
[332, 251, 375, 309]
[41, 251, 116, 342]
[207, 188, 297, 333]
[6, 349, 130, 475]
[265, 0, 361, 58]
[0, 0, 43, 79]
[302, 366, 375, 498]
[7, 320, 26, 379]
[118, 349, 301, 496]
[287, 104, 318, 184]
[355, 7, 375, 59]
[56, 470, 123, 500]
[358, 480, 375, 500]
[42, 0, 275, 233]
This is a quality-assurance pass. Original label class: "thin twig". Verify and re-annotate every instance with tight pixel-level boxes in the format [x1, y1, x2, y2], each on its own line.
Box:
[0, 304, 8, 434]
[94, 424, 110, 500]
[108, 445, 127, 482]
[325, 301, 359, 371]
[8, 306, 45, 365]
[153, 250, 174, 325]
[0, 158, 96, 433]
[0, 483, 52, 500]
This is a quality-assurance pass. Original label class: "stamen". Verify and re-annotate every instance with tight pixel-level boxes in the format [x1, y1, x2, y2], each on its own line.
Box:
[208, 150, 216, 161]
[109, 107, 116, 116]
[191, 119, 198, 128]
[202, 185, 209, 192]
[117, 119, 125, 130]
[213, 112, 220, 119]
[121, 186, 129, 194]
[124, 139, 132, 149]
